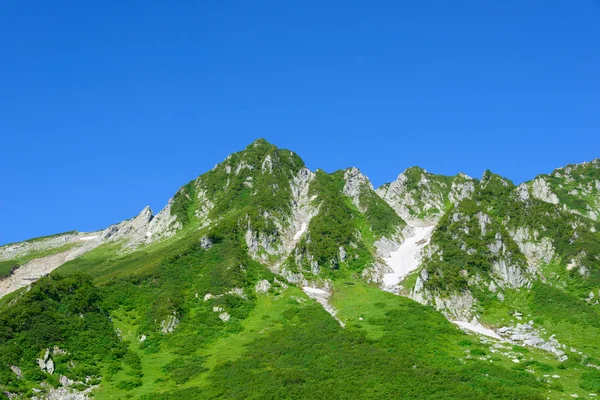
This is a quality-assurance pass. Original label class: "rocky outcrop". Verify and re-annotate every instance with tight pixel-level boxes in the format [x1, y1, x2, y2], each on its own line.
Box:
[377, 168, 473, 225]
[342, 167, 372, 212]
[101, 200, 183, 248]
[449, 174, 476, 205]
[245, 167, 319, 276]
[255, 279, 271, 293]
[37, 349, 55, 374]
[0, 232, 81, 262]
[199, 235, 213, 250]
[100, 206, 154, 244]
[10, 365, 22, 378]
[508, 227, 555, 267]
[411, 269, 477, 321]
[531, 177, 559, 204]
[516, 183, 530, 202]
[497, 322, 568, 361]
[302, 286, 345, 327]
[0, 239, 103, 299]
[160, 313, 179, 334]
[33, 385, 97, 400]
[487, 232, 531, 288]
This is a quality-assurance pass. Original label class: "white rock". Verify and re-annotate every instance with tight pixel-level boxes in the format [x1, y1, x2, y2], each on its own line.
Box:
[219, 312, 231, 322]
[255, 279, 271, 293]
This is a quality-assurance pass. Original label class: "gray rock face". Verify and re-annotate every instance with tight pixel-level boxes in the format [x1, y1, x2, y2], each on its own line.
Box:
[160, 313, 179, 334]
[448, 174, 475, 205]
[509, 227, 555, 267]
[218, 312, 231, 322]
[1, 197, 188, 300]
[36, 348, 55, 374]
[373, 236, 401, 258]
[10, 365, 22, 378]
[36, 385, 97, 400]
[244, 166, 319, 276]
[497, 324, 567, 360]
[342, 167, 373, 212]
[200, 236, 213, 250]
[531, 177, 559, 204]
[377, 169, 445, 225]
[255, 279, 271, 293]
[516, 183, 530, 201]
[492, 259, 529, 289]
[0, 232, 80, 262]
[410, 268, 477, 321]
[377, 169, 475, 225]
[0, 238, 103, 299]
[261, 154, 273, 174]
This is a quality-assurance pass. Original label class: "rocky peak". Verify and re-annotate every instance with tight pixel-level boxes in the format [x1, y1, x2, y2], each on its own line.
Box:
[530, 177, 559, 204]
[480, 170, 513, 189]
[342, 167, 373, 212]
[378, 167, 460, 224]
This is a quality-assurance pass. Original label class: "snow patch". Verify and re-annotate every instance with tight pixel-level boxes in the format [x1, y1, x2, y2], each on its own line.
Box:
[452, 320, 501, 339]
[293, 222, 308, 241]
[79, 235, 99, 241]
[382, 225, 435, 287]
[302, 286, 345, 327]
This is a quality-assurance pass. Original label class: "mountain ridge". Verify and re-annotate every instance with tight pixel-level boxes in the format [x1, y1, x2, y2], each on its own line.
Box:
[2, 138, 600, 399]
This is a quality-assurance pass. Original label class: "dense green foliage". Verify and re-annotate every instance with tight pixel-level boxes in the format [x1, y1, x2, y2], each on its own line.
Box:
[200, 139, 305, 233]
[0, 274, 124, 396]
[543, 159, 600, 217]
[292, 170, 372, 274]
[146, 302, 545, 399]
[0, 260, 18, 279]
[170, 181, 197, 227]
[423, 199, 527, 292]
[358, 183, 405, 238]
[3, 141, 600, 399]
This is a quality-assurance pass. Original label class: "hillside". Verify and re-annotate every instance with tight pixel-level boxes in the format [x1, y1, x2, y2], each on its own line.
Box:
[1, 139, 599, 399]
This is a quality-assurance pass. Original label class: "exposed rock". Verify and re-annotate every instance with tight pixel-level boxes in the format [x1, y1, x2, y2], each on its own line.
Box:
[516, 183, 530, 201]
[35, 385, 97, 400]
[449, 174, 475, 205]
[509, 227, 555, 267]
[100, 206, 154, 244]
[36, 350, 55, 374]
[255, 279, 271, 293]
[531, 177, 559, 204]
[199, 236, 213, 250]
[10, 365, 22, 378]
[377, 168, 451, 225]
[261, 155, 273, 174]
[160, 313, 179, 334]
[218, 312, 231, 322]
[59, 375, 75, 387]
[0, 238, 102, 299]
[373, 236, 402, 258]
[302, 286, 345, 327]
[476, 212, 491, 236]
[342, 167, 373, 212]
[338, 246, 346, 262]
[46, 359, 55, 375]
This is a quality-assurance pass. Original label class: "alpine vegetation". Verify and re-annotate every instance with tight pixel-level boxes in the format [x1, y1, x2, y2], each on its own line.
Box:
[1, 140, 600, 399]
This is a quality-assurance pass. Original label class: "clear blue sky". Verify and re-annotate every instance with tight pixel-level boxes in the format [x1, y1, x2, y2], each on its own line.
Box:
[1, 1, 599, 245]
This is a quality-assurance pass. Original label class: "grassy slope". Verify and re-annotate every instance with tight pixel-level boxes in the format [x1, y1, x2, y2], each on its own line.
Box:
[44, 233, 556, 399]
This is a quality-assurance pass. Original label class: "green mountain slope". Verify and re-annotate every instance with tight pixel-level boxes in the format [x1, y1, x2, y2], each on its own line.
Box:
[1, 140, 600, 399]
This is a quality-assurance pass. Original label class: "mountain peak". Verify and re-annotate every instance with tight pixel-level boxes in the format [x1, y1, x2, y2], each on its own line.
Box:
[247, 137, 276, 149]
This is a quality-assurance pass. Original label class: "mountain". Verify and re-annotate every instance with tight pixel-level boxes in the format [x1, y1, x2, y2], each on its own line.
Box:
[1, 139, 600, 399]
